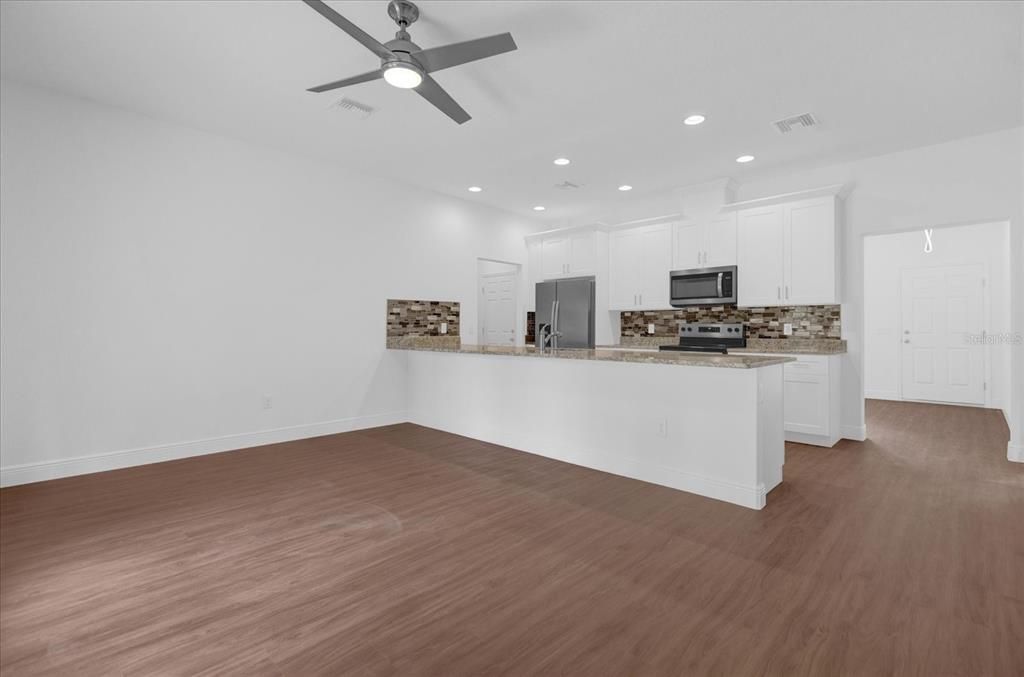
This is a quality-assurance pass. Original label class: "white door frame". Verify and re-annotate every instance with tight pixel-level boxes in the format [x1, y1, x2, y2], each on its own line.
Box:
[477, 265, 520, 346]
[897, 262, 989, 407]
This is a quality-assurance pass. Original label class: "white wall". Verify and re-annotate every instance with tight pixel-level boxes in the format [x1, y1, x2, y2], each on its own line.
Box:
[863, 222, 1012, 419]
[0, 79, 542, 482]
[570, 127, 1023, 448]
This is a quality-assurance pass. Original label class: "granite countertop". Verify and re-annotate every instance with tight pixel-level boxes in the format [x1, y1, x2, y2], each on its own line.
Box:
[387, 338, 793, 369]
[615, 336, 847, 355]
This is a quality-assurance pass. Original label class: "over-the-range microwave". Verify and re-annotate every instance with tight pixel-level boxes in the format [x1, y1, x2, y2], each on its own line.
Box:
[669, 265, 737, 307]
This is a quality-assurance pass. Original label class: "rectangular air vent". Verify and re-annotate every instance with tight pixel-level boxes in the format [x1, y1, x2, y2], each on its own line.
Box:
[772, 112, 818, 134]
[330, 97, 374, 119]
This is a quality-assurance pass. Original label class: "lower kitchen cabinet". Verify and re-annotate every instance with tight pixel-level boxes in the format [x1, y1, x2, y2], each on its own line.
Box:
[750, 353, 841, 447]
[783, 355, 840, 446]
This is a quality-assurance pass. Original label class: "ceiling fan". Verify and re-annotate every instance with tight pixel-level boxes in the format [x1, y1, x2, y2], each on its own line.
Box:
[302, 0, 517, 124]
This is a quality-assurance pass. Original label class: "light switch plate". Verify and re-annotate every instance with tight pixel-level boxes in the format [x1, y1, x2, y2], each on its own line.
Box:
[648, 323, 655, 335]
[783, 323, 793, 336]
[440, 322, 448, 335]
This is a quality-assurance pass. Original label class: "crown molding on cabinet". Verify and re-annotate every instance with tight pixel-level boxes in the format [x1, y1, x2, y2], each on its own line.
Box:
[719, 183, 852, 212]
[524, 182, 851, 242]
[524, 223, 610, 240]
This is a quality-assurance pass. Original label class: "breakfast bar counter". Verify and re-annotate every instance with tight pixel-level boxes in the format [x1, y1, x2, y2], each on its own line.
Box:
[390, 339, 789, 509]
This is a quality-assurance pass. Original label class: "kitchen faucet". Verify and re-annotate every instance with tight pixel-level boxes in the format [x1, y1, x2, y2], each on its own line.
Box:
[536, 323, 561, 353]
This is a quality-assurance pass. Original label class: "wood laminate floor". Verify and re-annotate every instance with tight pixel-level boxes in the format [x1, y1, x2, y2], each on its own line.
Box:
[1, 400, 1021, 676]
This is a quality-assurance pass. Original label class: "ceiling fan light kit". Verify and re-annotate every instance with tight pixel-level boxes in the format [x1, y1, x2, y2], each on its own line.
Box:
[381, 60, 423, 89]
[302, 0, 517, 124]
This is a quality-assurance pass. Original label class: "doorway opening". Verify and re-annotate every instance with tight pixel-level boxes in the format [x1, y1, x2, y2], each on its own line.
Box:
[476, 259, 521, 347]
[863, 221, 1011, 420]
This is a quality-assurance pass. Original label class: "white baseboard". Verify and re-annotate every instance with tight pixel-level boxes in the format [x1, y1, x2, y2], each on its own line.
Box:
[0, 411, 408, 488]
[840, 424, 867, 442]
[786, 430, 841, 448]
[1009, 441, 1024, 464]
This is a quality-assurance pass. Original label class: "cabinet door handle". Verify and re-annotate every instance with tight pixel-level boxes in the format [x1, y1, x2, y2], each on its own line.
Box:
[785, 285, 789, 299]
[639, 293, 643, 306]
[777, 286, 781, 300]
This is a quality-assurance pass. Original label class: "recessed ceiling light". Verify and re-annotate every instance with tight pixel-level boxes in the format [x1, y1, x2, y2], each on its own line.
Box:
[683, 114, 705, 126]
[533, 205, 546, 211]
[618, 185, 633, 191]
[467, 186, 483, 192]
[553, 158, 571, 166]
[735, 155, 755, 163]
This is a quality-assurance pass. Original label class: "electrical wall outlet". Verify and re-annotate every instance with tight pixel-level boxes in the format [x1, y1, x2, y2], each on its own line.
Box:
[262, 394, 272, 410]
[783, 323, 793, 336]
[440, 322, 448, 335]
[648, 323, 655, 335]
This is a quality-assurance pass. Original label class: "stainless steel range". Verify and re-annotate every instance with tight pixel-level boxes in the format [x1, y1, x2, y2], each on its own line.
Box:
[658, 322, 746, 354]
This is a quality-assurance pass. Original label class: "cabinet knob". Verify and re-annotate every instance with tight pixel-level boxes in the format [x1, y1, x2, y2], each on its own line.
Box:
[903, 339, 910, 344]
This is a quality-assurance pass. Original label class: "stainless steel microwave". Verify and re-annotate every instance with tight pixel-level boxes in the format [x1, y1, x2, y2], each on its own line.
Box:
[669, 266, 737, 307]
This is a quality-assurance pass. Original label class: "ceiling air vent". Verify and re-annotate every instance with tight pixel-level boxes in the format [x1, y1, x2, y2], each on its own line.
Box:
[330, 97, 375, 119]
[772, 112, 818, 134]
[553, 180, 582, 190]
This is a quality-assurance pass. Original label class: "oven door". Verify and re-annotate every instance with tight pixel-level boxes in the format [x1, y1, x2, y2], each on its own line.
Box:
[669, 266, 736, 307]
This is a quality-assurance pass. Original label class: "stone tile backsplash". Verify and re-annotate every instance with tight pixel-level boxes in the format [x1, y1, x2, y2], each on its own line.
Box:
[387, 299, 460, 337]
[621, 305, 841, 340]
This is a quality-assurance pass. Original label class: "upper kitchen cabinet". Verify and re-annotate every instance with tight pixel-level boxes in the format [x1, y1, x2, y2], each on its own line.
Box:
[672, 212, 737, 270]
[732, 186, 845, 307]
[609, 222, 672, 310]
[540, 230, 597, 279]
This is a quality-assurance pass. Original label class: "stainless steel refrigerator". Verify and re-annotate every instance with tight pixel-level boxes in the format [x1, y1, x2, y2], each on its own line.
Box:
[535, 276, 596, 349]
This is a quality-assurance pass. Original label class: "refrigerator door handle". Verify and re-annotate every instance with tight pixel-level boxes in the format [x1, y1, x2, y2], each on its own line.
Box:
[553, 300, 560, 348]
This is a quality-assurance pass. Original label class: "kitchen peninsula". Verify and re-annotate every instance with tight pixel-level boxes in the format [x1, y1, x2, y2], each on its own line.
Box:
[388, 338, 793, 509]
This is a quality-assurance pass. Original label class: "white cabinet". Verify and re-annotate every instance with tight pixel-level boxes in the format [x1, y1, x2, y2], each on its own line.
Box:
[672, 213, 737, 269]
[737, 206, 786, 306]
[746, 353, 841, 446]
[785, 198, 837, 304]
[736, 196, 839, 307]
[541, 237, 569, 278]
[540, 231, 597, 278]
[609, 223, 672, 310]
[673, 220, 705, 269]
[705, 213, 738, 267]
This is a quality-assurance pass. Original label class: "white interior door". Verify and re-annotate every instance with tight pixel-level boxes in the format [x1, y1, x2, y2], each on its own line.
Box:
[481, 273, 517, 345]
[900, 264, 985, 404]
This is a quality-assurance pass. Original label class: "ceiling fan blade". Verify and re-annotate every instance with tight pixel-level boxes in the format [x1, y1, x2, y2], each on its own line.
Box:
[412, 33, 517, 73]
[301, 0, 393, 60]
[415, 75, 471, 124]
[307, 69, 383, 93]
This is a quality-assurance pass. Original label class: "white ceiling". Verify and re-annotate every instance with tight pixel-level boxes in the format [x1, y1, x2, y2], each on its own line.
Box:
[2, 1, 1021, 223]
